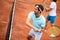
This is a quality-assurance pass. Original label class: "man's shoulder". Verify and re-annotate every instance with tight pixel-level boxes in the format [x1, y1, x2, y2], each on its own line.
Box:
[29, 11, 34, 13]
[41, 15, 45, 18]
[28, 11, 35, 18]
[41, 15, 45, 20]
[28, 11, 35, 15]
[51, 2, 56, 5]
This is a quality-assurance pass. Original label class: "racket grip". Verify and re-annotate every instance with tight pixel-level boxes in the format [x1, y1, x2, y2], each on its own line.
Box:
[44, 30, 47, 32]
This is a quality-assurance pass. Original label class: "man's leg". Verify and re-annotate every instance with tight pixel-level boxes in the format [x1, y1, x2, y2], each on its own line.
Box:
[35, 32, 43, 40]
[46, 15, 50, 27]
[46, 20, 49, 27]
[27, 29, 35, 40]
[27, 35, 32, 40]
[51, 23, 54, 27]
[50, 16, 56, 27]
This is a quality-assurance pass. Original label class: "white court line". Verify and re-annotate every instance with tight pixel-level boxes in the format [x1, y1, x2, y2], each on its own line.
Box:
[9, 0, 16, 40]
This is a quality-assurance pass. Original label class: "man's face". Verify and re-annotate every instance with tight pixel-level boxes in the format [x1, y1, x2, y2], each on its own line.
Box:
[34, 7, 41, 14]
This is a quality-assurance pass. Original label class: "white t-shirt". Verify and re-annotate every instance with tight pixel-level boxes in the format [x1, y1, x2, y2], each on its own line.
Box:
[49, 2, 56, 16]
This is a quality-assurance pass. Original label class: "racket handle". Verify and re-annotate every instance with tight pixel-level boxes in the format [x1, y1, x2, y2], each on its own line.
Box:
[44, 30, 47, 32]
[41, 29, 46, 32]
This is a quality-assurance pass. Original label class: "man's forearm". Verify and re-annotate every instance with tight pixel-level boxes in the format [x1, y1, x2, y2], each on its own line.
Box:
[42, 0, 50, 12]
[26, 22, 38, 30]
[38, 26, 46, 32]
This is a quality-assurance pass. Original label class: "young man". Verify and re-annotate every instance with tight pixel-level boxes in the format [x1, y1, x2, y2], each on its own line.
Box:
[44, 0, 57, 27]
[26, 4, 46, 40]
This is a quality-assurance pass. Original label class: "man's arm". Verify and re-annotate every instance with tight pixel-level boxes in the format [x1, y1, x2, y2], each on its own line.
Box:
[38, 26, 46, 32]
[38, 16, 46, 32]
[42, 0, 53, 12]
[45, 6, 53, 12]
[26, 17, 39, 31]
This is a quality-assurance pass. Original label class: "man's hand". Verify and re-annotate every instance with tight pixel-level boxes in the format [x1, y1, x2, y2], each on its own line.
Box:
[38, 29, 42, 32]
[33, 27, 39, 32]
[34, 28, 42, 32]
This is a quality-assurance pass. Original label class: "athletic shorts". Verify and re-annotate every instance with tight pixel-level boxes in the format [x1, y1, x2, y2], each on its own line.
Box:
[46, 15, 56, 24]
[29, 29, 43, 40]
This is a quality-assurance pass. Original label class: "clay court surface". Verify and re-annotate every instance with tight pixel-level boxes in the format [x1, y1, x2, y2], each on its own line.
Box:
[0, 0, 60, 40]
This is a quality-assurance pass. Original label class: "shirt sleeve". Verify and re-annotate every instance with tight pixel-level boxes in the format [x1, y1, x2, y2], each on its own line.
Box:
[50, 2, 55, 9]
[41, 16, 46, 27]
[28, 11, 34, 19]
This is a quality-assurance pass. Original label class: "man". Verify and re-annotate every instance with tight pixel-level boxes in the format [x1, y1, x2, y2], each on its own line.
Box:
[26, 4, 46, 40]
[44, 0, 57, 27]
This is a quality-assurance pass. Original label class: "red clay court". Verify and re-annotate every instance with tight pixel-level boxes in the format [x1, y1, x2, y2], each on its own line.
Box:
[0, 0, 60, 40]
